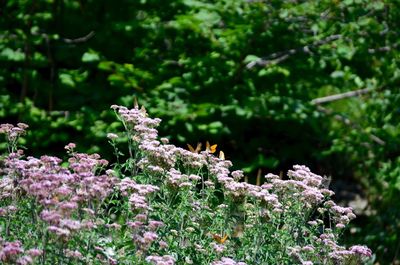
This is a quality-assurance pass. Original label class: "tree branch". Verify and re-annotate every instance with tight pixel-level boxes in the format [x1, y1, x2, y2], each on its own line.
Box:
[63, 31, 95, 44]
[246, 34, 341, 69]
[310, 88, 373, 105]
[31, 30, 95, 44]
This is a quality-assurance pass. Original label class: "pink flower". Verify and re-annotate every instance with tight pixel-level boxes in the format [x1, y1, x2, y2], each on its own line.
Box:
[349, 245, 372, 257]
[26, 249, 42, 257]
[211, 242, 226, 253]
[145, 255, 176, 265]
[212, 257, 247, 265]
[148, 220, 164, 230]
[143, 231, 158, 243]
[0, 241, 24, 261]
[158, 241, 168, 249]
[135, 214, 147, 221]
[64, 143, 76, 151]
[16, 255, 32, 265]
[64, 249, 83, 259]
[60, 219, 81, 230]
[127, 221, 143, 229]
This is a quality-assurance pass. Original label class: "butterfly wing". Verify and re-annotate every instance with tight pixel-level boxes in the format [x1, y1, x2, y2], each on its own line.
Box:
[212, 234, 222, 243]
[187, 144, 195, 152]
[206, 141, 217, 153]
[213, 234, 228, 244]
[220, 234, 228, 243]
[210, 144, 217, 153]
[195, 142, 202, 153]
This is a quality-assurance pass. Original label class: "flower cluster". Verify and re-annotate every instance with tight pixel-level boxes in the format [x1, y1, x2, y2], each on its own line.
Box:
[211, 257, 247, 265]
[0, 239, 42, 265]
[0, 123, 28, 154]
[0, 105, 372, 264]
[0, 151, 118, 263]
[145, 254, 176, 265]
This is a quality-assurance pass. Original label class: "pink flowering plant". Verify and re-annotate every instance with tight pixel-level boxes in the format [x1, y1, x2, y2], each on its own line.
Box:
[0, 105, 372, 264]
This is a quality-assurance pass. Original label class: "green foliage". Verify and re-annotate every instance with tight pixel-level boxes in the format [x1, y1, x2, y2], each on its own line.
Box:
[0, 0, 399, 263]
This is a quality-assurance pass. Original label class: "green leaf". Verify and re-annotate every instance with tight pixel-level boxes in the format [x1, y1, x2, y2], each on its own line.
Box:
[98, 61, 115, 71]
[82, 50, 100, 63]
[0, 48, 25, 61]
[59, 73, 75, 87]
[244, 55, 260, 64]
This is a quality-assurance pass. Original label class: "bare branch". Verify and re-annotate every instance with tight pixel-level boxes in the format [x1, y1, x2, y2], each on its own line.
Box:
[31, 30, 96, 44]
[311, 88, 373, 105]
[368, 42, 399, 54]
[246, 34, 341, 69]
[63, 31, 95, 44]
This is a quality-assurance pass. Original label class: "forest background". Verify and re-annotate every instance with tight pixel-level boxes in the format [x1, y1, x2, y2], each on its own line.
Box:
[0, 0, 399, 263]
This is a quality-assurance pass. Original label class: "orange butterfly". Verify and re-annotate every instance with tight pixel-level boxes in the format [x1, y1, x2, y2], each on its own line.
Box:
[206, 141, 217, 154]
[212, 234, 228, 244]
[187, 142, 202, 153]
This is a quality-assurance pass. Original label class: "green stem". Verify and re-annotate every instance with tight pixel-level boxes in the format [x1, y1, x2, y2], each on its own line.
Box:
[58, 241, 64, 265]
[42, 231, 48, 264]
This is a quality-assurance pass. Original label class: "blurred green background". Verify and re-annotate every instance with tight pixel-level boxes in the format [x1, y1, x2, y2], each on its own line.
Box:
[1, 0, 400, 263]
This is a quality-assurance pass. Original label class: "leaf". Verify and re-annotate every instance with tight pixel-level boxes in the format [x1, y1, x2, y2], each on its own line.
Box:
[98, 61, 115, 71]
[82, 50, 100, 63]
[244, 55, 261, 64]
[59, 73, 75, 87]
[331, 71, 344, 78]
[0, 48, 25, 62]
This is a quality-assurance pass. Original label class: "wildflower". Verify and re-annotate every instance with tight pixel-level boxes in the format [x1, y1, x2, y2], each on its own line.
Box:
[47, 226, 71, 237]
[211, 242, 226, 253]
[145, 255, 176, 265]
[185, 257, 194, 264]
[307, 221, 317, 226]
[60, 219, 82, 230]
[107, 133, 118, 140]
[212, 257, 247, 265]
[26, 249, 42, 257]
[143, 231, 158, 243]
[302, 246, 315, 252]
[17, 123, 29, 130]
[160, 137, 169, 144]
[148, 220, 164, 230]
[188, 174, 201, 181]
[106, 223, 121, 230]
[231, 170, 244, 180]
[127, 221, 143, 229]
[40, 210, 62, 224]
[185, 227, 195, 233]
[0, 241, 24, 262]
[64, 249, 83, 259]
[158, 241, 168, 249]
[134, 214, 147, 222]
[64, 143, 76, 151]
[349, 245, 372, 257]
[16, 255, 32, 265]
[336, 223, 346, 229]
[59, 201, 78, 212]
